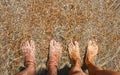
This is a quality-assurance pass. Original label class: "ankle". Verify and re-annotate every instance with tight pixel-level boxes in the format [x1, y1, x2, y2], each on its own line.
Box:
[48, 63, 58, 71]
[85, 57, 94, 65]
[74, 59, 82, 66]
[48, 60, 59, 67]
[25, 65, 36, 75]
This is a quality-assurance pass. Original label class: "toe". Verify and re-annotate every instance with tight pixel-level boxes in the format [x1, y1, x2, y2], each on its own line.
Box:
[68, 42, 75, 57]
[30, 40, 35, 54]
[54, 40, 57, 46]
[53, 39, 57, 46]
[26, 41, 30, 47]
[68, 43, 72, 52]
[69, 42, 74, 47]
[74, 41, 78, 45]
[53, 40, 62, 51]
[92, 40, 97, 46]
[68, 42, 73, 51]
[68, 43, 71, 47]
[30, 40, 35, 49]
[74, 41, 79, 49]
[21, 41, 25, 49]
[50, 39, 54, 46]
[88, 40, 92, 46]
[56, 42, 62, 51]
[21, 41, 28, 52]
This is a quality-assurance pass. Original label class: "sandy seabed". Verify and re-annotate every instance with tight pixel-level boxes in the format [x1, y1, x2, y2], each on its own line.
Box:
[0, 0, 120, 75]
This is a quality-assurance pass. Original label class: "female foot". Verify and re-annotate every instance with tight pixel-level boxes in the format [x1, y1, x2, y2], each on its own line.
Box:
[21, 40, 36, 67]
[68, 41, 82, 66]
[85, 40, 98, 65]
[48, 39, 62, 67]
[16, 40, 36, 75]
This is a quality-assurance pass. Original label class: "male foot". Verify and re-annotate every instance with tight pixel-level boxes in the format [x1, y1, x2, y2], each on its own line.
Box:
[68, 41, 82, 66]
[21, 40, 36, 67]
[48, 39, 62, 67]
[85, 40, 98, 65]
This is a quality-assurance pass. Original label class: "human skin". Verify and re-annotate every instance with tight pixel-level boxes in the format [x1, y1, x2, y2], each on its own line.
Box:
[85, 40, 120, 75]
[47, 39, 62, 75]
[16, 39, 120, 75]
[16, 40, 36, 75]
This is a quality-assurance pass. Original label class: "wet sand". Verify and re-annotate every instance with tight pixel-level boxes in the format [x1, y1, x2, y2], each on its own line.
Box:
[0, 0, 120, 75]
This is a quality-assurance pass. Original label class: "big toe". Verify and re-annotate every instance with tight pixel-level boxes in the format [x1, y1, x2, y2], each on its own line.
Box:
[30, 40, 35, 47]
[50, 39, 55, 46]
[74, 41, 79, 49]
[92, 40, 97, 46]
[69, 42, 74, 48]
[88, 40, 93, 46]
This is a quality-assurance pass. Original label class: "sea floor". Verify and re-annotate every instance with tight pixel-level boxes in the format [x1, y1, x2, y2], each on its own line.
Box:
[0, 0, 120, 75]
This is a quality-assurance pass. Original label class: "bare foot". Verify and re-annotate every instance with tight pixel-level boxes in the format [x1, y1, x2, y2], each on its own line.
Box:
[48, 39, 62, 67]
[68, 41, 81, 65]
[17, 40, 35, 75]
[85, 40, 98, 65]
[21, 40, 36, 67]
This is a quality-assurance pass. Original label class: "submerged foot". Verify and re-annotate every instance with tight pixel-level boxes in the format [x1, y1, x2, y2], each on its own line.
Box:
[21, 40, 36, 67]
[17, 40, 36, 75]
[48, 39, 62, 67]
[68, 41, 82, 66]
[85, 40, 98, 65]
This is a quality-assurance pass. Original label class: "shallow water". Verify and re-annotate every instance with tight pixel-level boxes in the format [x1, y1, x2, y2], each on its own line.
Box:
[0, 0, 120, 75]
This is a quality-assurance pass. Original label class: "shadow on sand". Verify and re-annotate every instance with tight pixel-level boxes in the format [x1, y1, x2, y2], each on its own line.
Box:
[35, 62, 87, 75]
[36, 65, 70, 75]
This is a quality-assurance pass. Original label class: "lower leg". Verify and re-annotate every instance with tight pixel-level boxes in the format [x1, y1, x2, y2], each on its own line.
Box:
[47, 65, 57, 75]
[86, 40, 120, 75]
[69, 59, 86, 75]
[47, 55, 58, 75]
[86, 62, 120, 75]
[68, 41, 86, 75]
[94, 70, 120, 75]
[86, 58, 102, 75]
[86, 61, 120, 75]
[85, 40, 102, 75]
